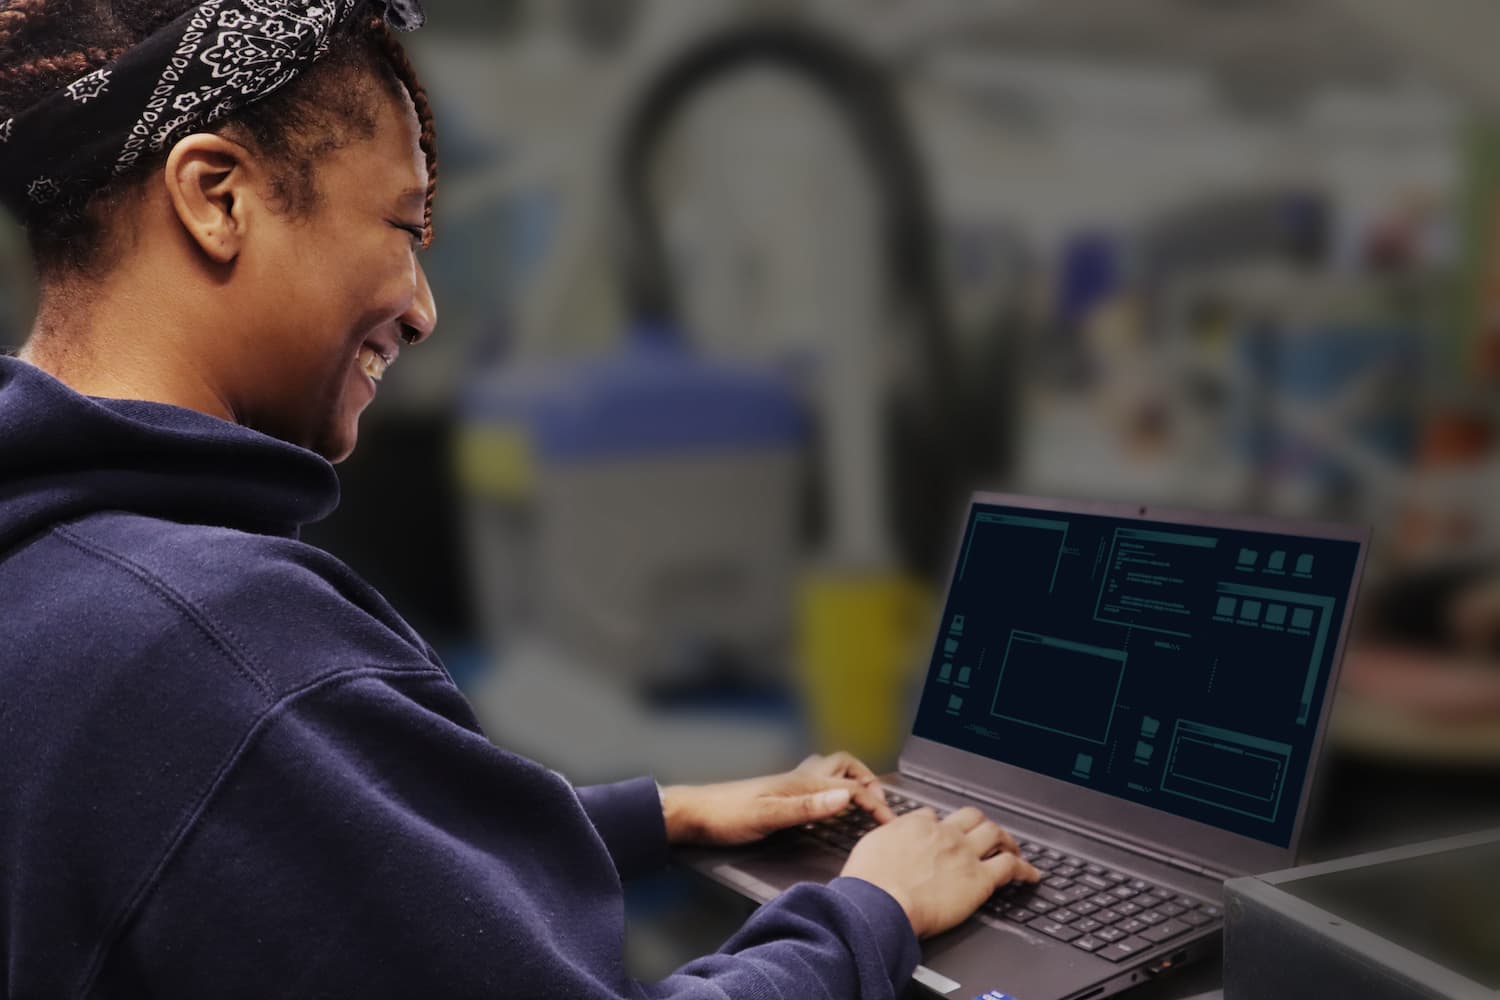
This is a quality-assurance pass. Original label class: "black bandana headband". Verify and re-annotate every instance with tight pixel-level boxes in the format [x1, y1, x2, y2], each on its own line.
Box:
[0, 0, 425, 226]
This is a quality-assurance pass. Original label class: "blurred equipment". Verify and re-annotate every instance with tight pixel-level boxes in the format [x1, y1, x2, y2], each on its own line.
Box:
[1224, 828, 1500, 1000]
[462, 17, 1016, 773]
[611, 18, 1013, 767]
[613, 18, 1011, 580]
[460, 327, 806, 690]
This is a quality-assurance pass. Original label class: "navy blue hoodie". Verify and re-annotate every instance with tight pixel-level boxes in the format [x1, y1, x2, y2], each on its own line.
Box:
[0, 357, 919, 999]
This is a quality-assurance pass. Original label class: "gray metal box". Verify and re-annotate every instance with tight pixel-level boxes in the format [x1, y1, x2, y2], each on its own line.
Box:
[1224, 829, 1500, 1000]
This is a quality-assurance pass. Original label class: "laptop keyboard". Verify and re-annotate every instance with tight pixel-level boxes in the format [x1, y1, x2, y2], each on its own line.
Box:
[801, 791, 1223, 963]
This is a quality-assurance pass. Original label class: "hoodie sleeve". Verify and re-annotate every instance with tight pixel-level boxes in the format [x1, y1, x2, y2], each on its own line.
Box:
[648, 876, 922, 1000]
[102, 665, 919, 1000]
[575, 777, 672, 881]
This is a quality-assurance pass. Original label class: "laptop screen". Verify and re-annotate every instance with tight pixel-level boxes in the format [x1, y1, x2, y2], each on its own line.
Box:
[910, 501, 1362, 849]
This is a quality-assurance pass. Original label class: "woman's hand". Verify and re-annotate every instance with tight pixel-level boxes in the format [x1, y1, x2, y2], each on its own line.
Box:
[660, 752, 896, 847]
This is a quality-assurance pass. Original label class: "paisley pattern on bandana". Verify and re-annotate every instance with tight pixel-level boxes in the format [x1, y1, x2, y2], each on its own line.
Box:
[112, 0, 351, 177]
[65, 69, 112, 104]
[0, 0, 425, 225]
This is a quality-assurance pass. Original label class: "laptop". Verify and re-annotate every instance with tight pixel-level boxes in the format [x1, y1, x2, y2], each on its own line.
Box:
[682, 493, 1369, 1000]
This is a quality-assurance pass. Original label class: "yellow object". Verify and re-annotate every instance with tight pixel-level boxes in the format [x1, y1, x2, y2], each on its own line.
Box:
[797, 570, 934, 771]
[455, 425, 535, 500]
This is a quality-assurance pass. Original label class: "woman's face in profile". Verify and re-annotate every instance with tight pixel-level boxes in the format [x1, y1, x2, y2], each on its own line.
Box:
[238, 85, 437, 463]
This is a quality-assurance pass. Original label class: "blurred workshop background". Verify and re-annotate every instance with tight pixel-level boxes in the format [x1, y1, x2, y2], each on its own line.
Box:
[5, 0, 1500, 970]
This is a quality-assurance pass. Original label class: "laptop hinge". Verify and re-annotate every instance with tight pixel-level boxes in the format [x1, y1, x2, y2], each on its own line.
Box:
[899, 763, 1236, 882]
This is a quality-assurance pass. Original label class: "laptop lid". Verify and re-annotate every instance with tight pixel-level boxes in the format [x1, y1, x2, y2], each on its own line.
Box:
[899, 492, 1369, 879]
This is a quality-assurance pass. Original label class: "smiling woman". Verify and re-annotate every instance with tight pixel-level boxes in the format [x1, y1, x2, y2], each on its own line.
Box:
[0, 3, 1000, 998]
[0, 0, 438, 460]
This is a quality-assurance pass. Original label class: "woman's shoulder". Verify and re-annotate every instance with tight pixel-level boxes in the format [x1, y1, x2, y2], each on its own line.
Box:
[33, 511, 445, 700]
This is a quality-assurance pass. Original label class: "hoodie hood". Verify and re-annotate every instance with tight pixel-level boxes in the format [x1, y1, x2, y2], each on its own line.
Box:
[0, 356, 339, 553]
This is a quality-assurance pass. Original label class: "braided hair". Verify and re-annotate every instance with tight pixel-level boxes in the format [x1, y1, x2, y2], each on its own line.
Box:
[0, 0, 438, 281]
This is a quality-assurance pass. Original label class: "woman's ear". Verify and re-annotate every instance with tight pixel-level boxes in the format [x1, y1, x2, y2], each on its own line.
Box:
[162, 133, 257, 265]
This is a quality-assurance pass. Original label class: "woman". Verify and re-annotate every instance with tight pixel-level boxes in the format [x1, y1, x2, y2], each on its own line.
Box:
[0, 2, 1036, 996]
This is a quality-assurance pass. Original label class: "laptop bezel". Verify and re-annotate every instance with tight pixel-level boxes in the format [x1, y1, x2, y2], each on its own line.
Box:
[898, 491, 1370, 879]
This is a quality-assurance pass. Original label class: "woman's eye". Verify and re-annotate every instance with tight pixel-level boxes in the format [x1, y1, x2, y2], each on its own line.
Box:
[392, 222, 425, 246]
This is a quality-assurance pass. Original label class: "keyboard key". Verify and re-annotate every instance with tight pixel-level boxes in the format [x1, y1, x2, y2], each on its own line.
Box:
[1129, 879, 1150, 892]
[1050, 908, 1079, 924]
[1044, 876, 1074, 890]
[1093, 908, 1123, 925]
[1056, 865, 1081, 878]
[1117, 918, 1147, 935]
[1029, 917, 1082, 943]
[1097, 936, 1153, 963]
[1090, 893, 1118, 908]
[1176, 895, 1200, 908]
[1026, 898, 1057, 914]
[1094, 926, 1125, 942]
[1157, 902, 1185, 917]
[1142, 919, 1191, 943]
[1181, 910, 1213, 927]
[1136, 909, 1166, 926]
[1149, 888, 1175, 903]
[1072, 902, 1099, 916]
[1085, 863, 1106, 876]
[1043, 849, 1064, 861]
[1072, 936, 1104, 953]
[1079, 874, 1113, 891]
[1202, 905, 1224, 919]
[1064, 855, 1085, 867]
[1037, 887, 1078, 907]
[1105, 871, 1129, 884]
[1114, 902, 1142, 916]
[1033, 858, 1059, 872]
[1111, 886, 1138, 901]
[1073, 918, 1101, 933]
[1004, 907, 1034, 924]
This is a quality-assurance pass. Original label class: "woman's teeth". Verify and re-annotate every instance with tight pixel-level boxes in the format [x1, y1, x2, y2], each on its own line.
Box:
[357, 345, 389, 382]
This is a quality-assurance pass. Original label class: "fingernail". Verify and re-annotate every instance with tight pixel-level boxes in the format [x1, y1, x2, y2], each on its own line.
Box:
[816, 788, 852, 811]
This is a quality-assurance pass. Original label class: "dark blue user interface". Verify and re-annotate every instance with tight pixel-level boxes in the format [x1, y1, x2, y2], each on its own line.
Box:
[911, 503, 1362, 848]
